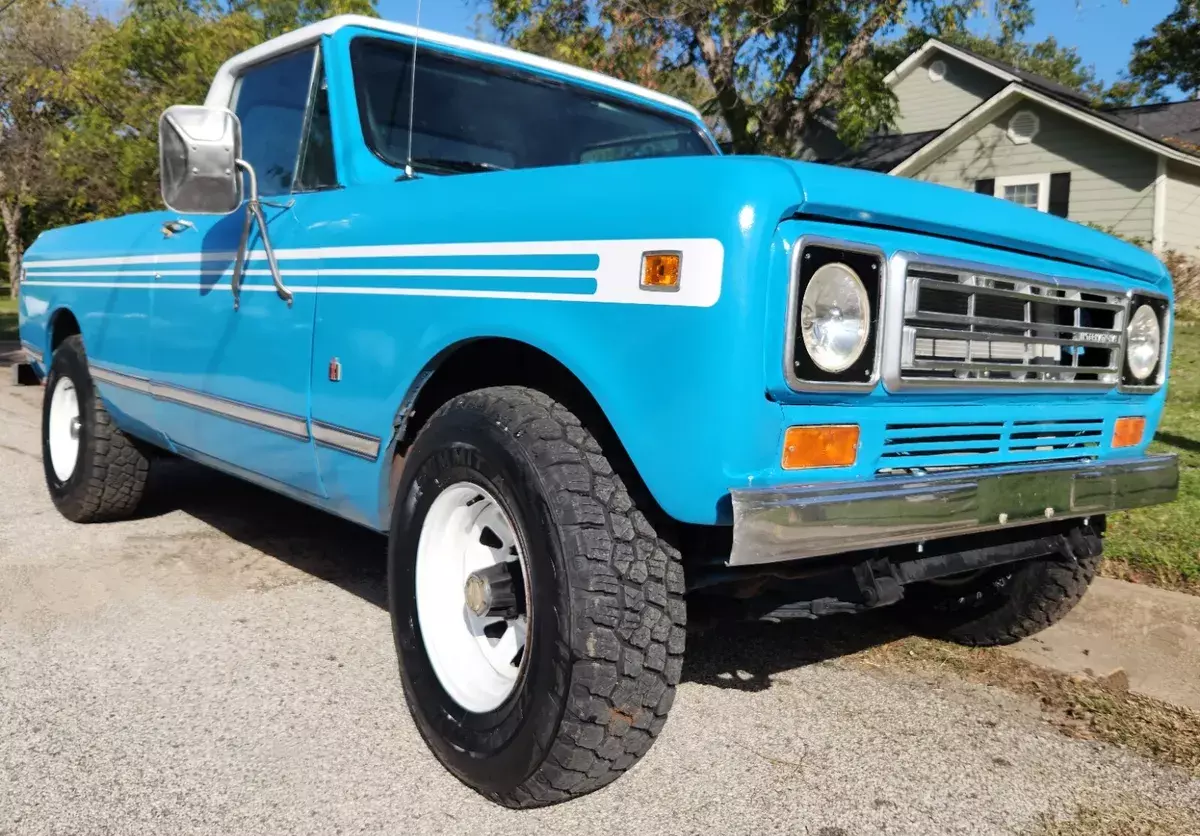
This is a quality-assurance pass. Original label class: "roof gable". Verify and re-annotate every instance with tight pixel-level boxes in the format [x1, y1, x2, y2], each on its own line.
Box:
[886, 40, 1090, 106]
[890, 84, 1200, 176]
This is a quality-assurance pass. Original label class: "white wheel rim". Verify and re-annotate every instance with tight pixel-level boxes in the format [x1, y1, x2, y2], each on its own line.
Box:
[416, 482, 531, 713]
[48, 377, 81, 482]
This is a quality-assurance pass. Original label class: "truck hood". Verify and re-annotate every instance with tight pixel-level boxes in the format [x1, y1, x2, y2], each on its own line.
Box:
[781, 160, 1168, 289]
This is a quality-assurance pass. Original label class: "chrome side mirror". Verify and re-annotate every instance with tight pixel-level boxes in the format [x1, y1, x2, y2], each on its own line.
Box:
[159, 105, 243, 215]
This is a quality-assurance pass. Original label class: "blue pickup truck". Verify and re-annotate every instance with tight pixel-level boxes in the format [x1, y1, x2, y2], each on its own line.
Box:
[18, 15, 1178, 807]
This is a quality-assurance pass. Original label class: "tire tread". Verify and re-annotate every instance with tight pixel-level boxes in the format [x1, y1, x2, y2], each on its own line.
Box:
[47, 335, 150, 523]
[429, 386, 685, 808]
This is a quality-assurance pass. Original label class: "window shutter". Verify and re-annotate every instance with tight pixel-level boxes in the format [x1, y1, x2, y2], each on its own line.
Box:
[1049, 172, 1071, 217]
[974, 178, 995, 196]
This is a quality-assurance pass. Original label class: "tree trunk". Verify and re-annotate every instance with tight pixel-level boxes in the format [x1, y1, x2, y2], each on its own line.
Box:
[0, 201, 22, 297]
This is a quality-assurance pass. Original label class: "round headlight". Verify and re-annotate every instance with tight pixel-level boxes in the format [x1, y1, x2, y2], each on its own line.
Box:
[800, 263, 870, 374]
[1125, 303, 1161, 382]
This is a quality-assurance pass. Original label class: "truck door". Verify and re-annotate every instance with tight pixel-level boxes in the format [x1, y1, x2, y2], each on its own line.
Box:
[149, 46, 333, 496]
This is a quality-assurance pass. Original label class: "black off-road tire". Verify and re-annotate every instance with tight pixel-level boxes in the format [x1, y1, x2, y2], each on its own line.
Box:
[903, 528, 1102, 647]
[42, 335, 151, 523]
[388, 386, 686, 808]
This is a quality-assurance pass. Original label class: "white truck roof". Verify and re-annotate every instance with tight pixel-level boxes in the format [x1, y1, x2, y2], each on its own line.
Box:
[204, 14, 704, 121]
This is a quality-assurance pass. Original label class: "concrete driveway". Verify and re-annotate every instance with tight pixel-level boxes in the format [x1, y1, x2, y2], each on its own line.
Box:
[1, 358, 1197, 835]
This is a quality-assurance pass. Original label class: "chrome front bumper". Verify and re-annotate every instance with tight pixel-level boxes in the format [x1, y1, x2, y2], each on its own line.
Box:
[729, 455, 1179, 567]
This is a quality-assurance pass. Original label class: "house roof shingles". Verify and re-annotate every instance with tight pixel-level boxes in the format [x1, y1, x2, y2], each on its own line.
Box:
[822, 130, 943, 172]
[948, 43, 1093, 106]
[1108, 100, 1200, 150]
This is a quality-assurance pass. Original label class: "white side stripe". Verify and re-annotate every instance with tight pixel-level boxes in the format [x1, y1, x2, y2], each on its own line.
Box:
[27, 268, 592, 279]
[24, 238, 725, 307]
[26, 238, 709, 266]
[23, 282, 597, 302]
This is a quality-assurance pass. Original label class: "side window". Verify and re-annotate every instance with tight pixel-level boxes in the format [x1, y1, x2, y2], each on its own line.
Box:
[232, 48, 316, 196]
[296, 54, 337, 192]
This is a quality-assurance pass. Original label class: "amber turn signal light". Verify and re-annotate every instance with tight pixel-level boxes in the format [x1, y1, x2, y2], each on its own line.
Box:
[1113, 416, 1146, 449]
[782, 425, 860, 470]
[641, 252, 681, 290]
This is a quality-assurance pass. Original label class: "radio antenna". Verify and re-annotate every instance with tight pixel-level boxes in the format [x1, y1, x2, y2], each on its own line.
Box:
[403, 0, 423, 179]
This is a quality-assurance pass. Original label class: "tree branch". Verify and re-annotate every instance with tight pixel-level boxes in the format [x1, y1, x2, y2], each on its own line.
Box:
[795, 1, 902, 130]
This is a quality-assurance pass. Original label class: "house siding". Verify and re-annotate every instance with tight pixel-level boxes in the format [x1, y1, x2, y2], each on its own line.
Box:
[1164, 162, 1200, 256]
[911, 101, 1158, 244]
[893, 54, 1006, 133]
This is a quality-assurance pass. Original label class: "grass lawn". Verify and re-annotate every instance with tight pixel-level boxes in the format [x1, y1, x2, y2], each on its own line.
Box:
[0, 293, 16, 342]
[1104, 321, 1200, 594]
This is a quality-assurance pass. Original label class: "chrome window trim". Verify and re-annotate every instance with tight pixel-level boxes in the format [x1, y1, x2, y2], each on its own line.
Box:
[1117, 288, 1170, 394]
[784, 235, 888, 393]
[882, 250, 1135, 393]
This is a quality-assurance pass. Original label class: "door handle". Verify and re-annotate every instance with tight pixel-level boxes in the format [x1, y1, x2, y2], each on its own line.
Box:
[161, 219, 195, 238]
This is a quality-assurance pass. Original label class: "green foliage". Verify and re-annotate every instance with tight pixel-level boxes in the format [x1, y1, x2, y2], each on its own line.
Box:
[0, 295, 16, 342]
[1105, 325, 1200, 594]
[1106, 0, 1200, 106]
[0, 0, 378, 258]
[482, 0, 1108, 153]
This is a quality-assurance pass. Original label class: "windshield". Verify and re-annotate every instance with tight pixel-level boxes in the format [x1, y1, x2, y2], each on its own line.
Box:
[350, 36, 717, 174]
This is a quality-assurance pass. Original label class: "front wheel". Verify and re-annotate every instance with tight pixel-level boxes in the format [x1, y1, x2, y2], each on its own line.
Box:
[388, 386, 686, 807]
[902, 526, 1103, 646]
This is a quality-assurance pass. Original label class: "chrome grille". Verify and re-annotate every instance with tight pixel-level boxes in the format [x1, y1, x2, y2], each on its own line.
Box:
[899, 263, 1128, 388]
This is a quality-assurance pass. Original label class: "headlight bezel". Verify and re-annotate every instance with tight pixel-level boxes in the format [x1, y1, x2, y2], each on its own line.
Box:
[785, 238, 886, 392]
[1119, 292, 1170, 393]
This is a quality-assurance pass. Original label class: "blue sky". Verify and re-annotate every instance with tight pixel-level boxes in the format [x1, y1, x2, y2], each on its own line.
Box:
[378, 0, 1175, 89]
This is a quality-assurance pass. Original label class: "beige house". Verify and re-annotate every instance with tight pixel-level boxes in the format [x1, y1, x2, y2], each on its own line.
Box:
[819, 40, 1200, 257]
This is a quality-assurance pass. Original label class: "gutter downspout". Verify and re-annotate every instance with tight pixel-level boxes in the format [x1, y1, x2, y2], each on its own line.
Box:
[1153, 155, 1168, 254]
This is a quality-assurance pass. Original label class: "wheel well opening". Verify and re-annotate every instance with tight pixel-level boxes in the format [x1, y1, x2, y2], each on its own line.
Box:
[394, 338, 667, 519]
[49, 309, 81, 353]
[388, 337, 731, 568]
[399, 338, 608, 453]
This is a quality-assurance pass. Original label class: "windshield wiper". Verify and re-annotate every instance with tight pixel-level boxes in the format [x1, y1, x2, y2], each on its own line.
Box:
[396, 158, 508, 179]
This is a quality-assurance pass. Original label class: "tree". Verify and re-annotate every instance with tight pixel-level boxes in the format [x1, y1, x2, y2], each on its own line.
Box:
[50, 0, 378, 220]
[1109, 0, 1200, 105]
[0, 0, 100, 296]
[485, 0, 1048, 154]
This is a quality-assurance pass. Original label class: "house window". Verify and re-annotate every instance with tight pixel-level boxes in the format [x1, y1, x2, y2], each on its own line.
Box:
[995, 173, 1051, 212]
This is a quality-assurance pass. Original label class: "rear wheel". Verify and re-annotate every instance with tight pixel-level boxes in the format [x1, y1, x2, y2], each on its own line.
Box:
[42, 335, 151, 523]
[389, 386, 686, 807]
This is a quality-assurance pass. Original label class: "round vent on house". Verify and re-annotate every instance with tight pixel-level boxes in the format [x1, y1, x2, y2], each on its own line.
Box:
[928, 59, 947, 82]
[1007, 109, 1040, 144]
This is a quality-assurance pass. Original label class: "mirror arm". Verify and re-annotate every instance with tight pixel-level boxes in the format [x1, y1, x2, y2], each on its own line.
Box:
[231, 158, 293, 309]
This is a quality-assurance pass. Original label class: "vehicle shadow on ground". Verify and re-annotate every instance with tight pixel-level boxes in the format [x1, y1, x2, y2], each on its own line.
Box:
[141, 457, 914, 688]
[140, 458, 390, 609]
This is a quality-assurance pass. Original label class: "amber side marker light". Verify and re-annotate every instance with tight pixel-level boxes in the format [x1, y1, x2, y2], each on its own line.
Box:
[1113, 416, 1146, 449]
[782, 425, 860, 470]
[641, 252, 681, 290]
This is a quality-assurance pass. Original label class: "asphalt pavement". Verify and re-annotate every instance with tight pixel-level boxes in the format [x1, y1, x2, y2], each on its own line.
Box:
[2, 355, 1197, 835]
